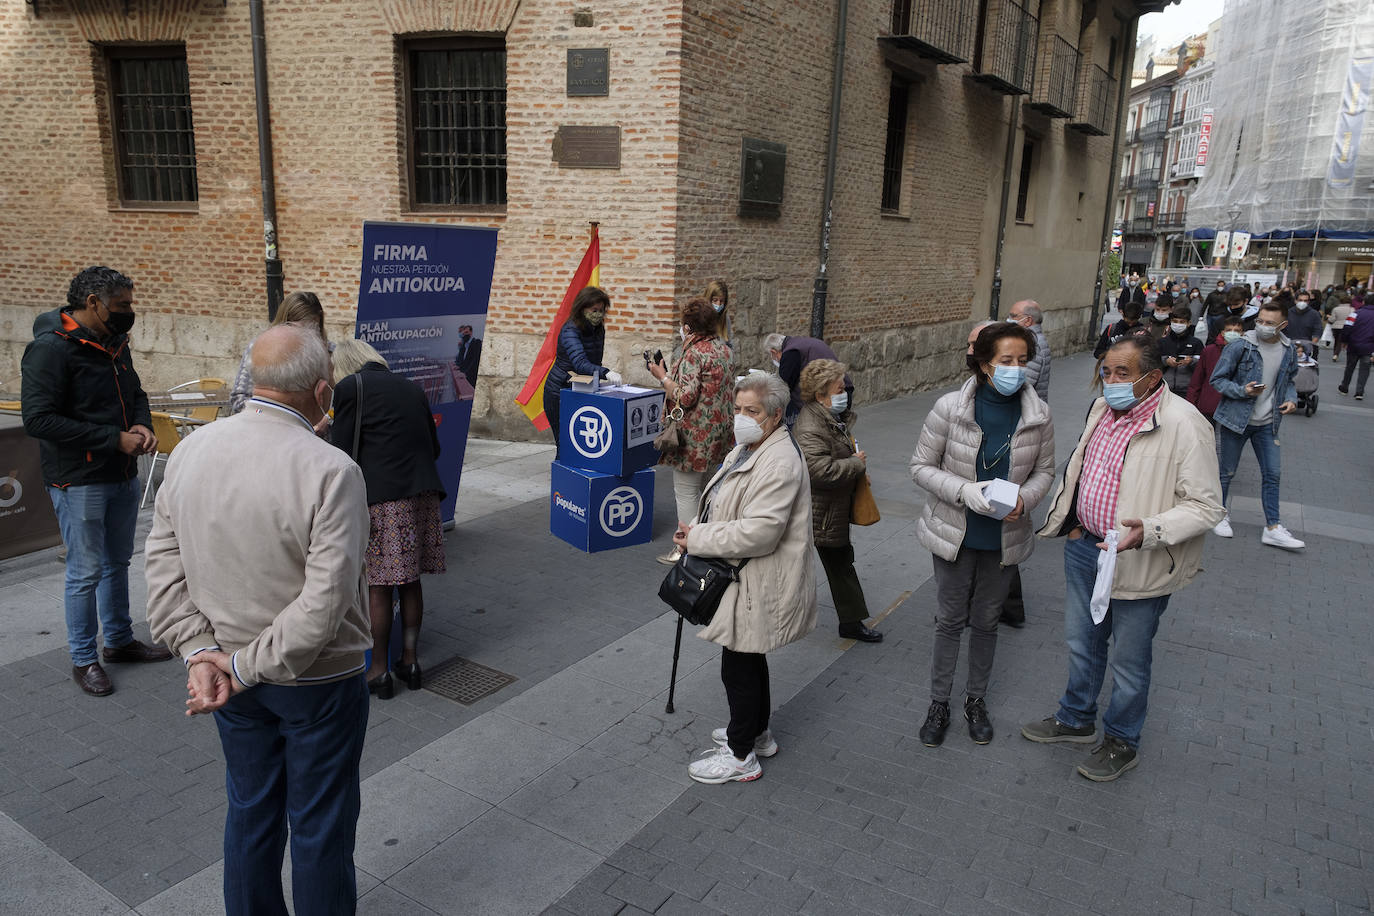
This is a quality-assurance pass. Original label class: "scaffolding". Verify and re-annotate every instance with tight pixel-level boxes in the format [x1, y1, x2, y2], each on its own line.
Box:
[1186, 0, 1374, 237]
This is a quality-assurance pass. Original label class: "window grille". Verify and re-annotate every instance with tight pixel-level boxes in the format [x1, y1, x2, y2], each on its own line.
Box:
[107, 47, 198, 204]
[408, 41, 507, 208]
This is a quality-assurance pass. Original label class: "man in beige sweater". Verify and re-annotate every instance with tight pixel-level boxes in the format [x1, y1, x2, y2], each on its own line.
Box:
[146, 324, 372, 916]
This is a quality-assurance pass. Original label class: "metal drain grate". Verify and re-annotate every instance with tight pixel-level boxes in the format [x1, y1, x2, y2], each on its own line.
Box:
[423, 656, 518, 705]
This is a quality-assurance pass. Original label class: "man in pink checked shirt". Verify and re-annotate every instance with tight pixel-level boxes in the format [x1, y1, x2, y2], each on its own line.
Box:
[1019, 337, 1223, 782]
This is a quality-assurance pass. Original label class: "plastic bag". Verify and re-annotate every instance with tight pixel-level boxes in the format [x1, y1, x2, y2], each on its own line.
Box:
[1090, 530, 1119, 625]
[1320, 323, 1334, 348]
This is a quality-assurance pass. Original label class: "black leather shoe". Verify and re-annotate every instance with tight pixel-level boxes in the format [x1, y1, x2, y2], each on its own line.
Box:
[393, 660, 422, 691]
[838, 622, 883, 643]
[367, 671, 394, 700]
[102, 640, 173, 664]
[999, 612, 1025, 629]
[919, 701, 950, 747]
[73, 662, 113, 697]
[965, 696, 994, 744]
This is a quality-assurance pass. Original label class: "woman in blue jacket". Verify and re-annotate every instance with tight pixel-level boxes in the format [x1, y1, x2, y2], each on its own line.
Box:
[545, 286, 622, 446]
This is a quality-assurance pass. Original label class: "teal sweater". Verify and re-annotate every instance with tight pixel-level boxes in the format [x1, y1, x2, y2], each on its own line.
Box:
[964, 382, 1021, 552]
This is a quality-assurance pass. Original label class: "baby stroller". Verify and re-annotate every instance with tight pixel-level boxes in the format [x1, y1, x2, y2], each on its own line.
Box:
[1294, 342, 1319, 416]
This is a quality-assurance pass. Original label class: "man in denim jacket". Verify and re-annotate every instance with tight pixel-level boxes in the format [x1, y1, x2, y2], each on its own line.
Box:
[1208, 302, 1303, 550]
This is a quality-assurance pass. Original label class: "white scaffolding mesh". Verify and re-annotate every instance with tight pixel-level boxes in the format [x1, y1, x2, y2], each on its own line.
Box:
[1186, 0, 1374, 234]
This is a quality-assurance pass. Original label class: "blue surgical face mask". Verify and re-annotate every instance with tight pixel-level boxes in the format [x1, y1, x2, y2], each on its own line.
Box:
[829, 392, 849, 414]
[990, 365, 1025, 396]
[1223, 330, 1242, 343]
[1103, 378, 1142, 410]
[712, 302, 724, 313]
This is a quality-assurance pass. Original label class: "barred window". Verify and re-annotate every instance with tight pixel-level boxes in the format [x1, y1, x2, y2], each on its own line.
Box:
[881, 79, 910, 212]
[406, 38, 507, 209]
[106, 46, 198, 204]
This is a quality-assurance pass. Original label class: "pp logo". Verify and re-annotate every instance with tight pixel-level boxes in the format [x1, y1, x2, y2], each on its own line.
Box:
[0, 476, 20, 509]
[569, 406, 612, 458]
[599, 486, 643, 537]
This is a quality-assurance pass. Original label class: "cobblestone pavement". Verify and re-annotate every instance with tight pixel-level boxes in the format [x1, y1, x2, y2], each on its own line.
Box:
[1, 347, 1369, 915]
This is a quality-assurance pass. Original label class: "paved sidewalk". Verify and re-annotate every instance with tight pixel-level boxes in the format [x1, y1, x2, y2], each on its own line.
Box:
[1, 348, 1370, 915]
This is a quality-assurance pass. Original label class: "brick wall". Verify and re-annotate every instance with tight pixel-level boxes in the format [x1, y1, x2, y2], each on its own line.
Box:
[1, 0, 1136, 431]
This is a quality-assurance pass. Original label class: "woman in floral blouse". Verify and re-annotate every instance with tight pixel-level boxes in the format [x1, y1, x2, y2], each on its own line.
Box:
[649, 297, 736, 565]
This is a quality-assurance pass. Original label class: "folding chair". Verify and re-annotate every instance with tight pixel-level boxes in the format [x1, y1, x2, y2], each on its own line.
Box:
[167, 377, 227, 423]
[141, 412, 187, 509]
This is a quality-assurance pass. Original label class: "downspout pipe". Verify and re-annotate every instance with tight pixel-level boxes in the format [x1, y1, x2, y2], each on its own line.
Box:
[250, 0, 284, 320]
[1089, 15, 1140, 341]
[810, 0, 849, 339]
[989, 96, 1020, 321]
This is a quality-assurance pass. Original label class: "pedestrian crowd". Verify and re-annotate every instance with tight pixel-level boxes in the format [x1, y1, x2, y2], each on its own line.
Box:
[16, 264, 1357, 913]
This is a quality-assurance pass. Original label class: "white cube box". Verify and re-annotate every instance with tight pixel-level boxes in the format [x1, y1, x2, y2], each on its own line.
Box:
[983, 478, 1021, 520]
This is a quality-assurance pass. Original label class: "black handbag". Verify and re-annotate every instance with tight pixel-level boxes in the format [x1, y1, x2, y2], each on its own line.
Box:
[658, 553, 749, 626]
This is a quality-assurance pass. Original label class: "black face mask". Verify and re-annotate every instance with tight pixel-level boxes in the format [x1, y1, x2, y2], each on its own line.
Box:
[104, 308, 136, 335]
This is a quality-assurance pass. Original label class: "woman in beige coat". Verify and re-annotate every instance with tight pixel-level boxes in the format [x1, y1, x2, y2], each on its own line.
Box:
[674, 373, 818, 784]
[910, 322, 1055, 748]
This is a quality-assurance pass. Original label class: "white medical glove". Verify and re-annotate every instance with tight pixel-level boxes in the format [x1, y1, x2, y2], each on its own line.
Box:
[960, 481, 995, 517]
[604, 370, 624, 386]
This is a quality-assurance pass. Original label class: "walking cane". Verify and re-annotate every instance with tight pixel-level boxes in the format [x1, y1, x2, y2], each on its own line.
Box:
[665, 614, 684, 714]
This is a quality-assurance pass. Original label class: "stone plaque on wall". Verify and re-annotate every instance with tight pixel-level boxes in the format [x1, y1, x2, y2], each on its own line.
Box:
[566, 48, 609, 96]
[739, 138, 785, 218]
[552, 126, 621, 169]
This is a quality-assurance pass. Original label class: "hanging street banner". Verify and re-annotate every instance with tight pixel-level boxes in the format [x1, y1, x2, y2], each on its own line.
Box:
[1327, 53, 1372, 191]
[1196, 108, 1212, 177]
[355, 221, 499, 524]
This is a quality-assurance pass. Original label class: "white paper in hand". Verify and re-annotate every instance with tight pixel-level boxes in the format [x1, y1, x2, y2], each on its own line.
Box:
[1090, 529, 1119, 625]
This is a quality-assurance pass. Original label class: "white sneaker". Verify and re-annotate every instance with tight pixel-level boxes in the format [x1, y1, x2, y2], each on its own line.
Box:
[1213, 514, 1233, 538]
[688, 746, 762, 784]
[710, 727, 778, 758]
[1262, 525, 1305, 550]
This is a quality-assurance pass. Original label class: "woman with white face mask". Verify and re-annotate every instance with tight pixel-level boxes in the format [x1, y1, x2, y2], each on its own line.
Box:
[910, 322, 1056, 750]
[674, 373, 818, 785]
[793, 359, 883, 642]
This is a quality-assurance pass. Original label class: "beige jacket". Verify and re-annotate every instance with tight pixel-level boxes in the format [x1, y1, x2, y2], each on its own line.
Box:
[146, 403, 372, 686]
[686, 426, 818, 654]
[1038, 386, 1224, 599]
[910, 377, 1056, 565]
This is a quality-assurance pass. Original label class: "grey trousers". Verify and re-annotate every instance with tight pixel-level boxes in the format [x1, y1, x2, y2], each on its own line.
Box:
[929, 547, 1012, 703]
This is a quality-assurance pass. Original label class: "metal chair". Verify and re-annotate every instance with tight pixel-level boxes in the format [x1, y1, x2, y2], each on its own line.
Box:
[141, 412, 187, 509]
[167, 378, 227, 423]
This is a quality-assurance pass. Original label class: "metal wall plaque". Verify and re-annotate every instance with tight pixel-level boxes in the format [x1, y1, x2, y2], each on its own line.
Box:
[552, 125, 621, 169]
[739, 138, 786, 218]
[567, 48, 609, 96]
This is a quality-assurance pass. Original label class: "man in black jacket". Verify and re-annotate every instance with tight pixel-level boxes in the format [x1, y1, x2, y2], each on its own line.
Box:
[1093, 301, 1145, 359]
[21, 266, 172, 696]
[454, 324, 482, 387]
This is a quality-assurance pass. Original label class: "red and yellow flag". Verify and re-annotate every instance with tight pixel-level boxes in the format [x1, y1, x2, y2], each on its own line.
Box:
[515, 227, 601, 430]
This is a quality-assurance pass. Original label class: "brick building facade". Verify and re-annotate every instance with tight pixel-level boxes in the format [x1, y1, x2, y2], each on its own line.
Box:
[0, 0, 1170, 438]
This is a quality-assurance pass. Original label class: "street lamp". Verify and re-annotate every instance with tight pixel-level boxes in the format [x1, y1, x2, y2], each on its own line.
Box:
[1226, 204, 1243, 283]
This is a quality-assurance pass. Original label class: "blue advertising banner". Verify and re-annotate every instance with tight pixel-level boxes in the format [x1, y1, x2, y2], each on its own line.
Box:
[355, 221, 499, 523]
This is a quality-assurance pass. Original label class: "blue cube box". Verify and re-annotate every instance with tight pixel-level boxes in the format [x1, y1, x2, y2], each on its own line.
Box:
[558, 385, 664, 476]
[550, 461, 655, 553]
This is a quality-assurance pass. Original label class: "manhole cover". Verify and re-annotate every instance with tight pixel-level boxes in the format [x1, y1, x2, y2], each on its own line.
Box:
[424, 656, 518, 705]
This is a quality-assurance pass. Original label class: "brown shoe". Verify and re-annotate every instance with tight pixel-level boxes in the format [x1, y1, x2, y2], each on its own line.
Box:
[102, 639, 173, 664]
[73, 662, 114, 696]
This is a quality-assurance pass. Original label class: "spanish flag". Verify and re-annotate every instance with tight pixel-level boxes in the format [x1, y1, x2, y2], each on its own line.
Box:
[515, 226, 601, 430]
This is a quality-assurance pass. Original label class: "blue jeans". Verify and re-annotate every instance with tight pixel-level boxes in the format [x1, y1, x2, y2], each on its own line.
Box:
[1055, 535, 1170, 748]
[47, 479, 139, 665]
[215, 675, 370, 916]
[1215, 423, 1280, 527]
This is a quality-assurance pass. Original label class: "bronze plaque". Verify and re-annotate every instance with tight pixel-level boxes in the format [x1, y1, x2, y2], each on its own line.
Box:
[552, 126, 621, 169]
[566, 48, 609, 97]
[739, 137, 786, 218]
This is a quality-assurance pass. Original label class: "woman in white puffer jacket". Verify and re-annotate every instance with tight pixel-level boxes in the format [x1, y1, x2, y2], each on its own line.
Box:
[910, 322, 1055, 750]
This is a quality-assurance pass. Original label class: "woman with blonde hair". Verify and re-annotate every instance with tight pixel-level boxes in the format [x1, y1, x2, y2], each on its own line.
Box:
[793, 358, 882, 642]
[329, 338, 445, 699]
[228, 291, 328, 415]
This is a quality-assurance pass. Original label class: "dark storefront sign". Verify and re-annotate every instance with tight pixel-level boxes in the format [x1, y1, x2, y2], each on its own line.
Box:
[0, 416, 62, 560]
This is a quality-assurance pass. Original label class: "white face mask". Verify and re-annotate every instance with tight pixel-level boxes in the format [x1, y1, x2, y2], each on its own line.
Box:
[733, 414, 765, 446]
[1154, 311, 1171, 321]
[1296, 301, 1309, 310]
[829, 392, 849, 414]
[1170, 323, 1189, 335]
[771, 359, 780, 369]
[1255, 324, 1280, 341]
[678, 325, 686, 341]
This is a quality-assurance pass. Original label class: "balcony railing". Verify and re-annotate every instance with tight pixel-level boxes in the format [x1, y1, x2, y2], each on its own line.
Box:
[1156, 212, 1187, 229]
[969, 0, 1039, 95]
[1132, 173, 1161, 191]
[1170, 158, 1198, 179]
[883, 0, 978, 64]
[1131, 217, 1155, 232]
[1137, 117, 1168, 141]
[1027, 35, 1079, 118]
[1067, 65, 1114, 136]
[1170, 110, 1184, 128]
